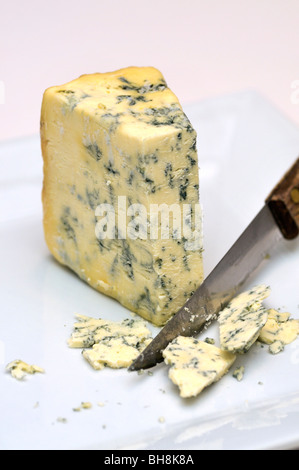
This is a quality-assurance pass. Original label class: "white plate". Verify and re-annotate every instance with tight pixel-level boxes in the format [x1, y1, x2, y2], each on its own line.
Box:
[1, 91, 299, 450]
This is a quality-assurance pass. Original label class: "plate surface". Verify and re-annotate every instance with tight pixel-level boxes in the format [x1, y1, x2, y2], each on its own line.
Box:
[1, 91, 299, 450]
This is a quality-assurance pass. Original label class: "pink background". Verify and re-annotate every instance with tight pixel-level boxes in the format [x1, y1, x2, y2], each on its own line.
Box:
[1, 0, 299, 142]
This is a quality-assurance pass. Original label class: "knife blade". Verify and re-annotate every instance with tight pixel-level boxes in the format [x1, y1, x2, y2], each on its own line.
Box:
[129, 158, 299, 371]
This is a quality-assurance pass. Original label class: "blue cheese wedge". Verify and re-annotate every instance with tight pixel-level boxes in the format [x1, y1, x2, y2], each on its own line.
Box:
[162, 336, 236, 398]
[6, 360, 44, 380]
[258, 309, 299, 352]
[67, 314, 151, 348]
[40, 66, 204, 326]
[218, 284, 271, 354]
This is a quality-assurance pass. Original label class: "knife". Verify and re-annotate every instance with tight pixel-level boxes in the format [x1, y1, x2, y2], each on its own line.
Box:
[129, 157, 299, 371]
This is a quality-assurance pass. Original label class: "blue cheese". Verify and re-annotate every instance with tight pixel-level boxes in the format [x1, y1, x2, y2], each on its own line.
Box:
[232, 366, 245, 381]
[67, 314, 151, 348]
[162, 336, 236, 398]
[258, 309, 299, 352]
[218, 284, 271, 354]
[40, 66, 204, 326]
[68, 314, 152, 369]
[267, 308, 290, 323]
[83, 335, 152, 370]
[6, 360, 44, 380]
[269, 340, 285, 355]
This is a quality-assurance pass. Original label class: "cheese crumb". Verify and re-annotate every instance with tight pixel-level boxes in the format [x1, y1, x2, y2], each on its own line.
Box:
[232, 366, 245, 382]
[57, 417, 67, 423]
[73, 401, 93, 411]
[81, 401, 92, 409]
[269, 340, 285, 355]
[5, 360, 44, 380]
[258, 309, 299, 352]
[204, 337, 215, 345]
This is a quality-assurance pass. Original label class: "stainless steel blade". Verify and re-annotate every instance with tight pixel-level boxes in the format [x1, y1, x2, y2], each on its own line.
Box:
[129, 204, 282, 371]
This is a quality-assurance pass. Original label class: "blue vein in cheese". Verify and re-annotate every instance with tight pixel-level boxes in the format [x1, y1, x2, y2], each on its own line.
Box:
[83, 335, 152, 370]
[67, 314, 151, 348]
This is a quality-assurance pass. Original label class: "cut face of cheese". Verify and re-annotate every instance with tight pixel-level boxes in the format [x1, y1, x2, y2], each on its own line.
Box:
[41, 66, 204, 326]
[218, 284, 271, 354]
[162, 336, 236, 398]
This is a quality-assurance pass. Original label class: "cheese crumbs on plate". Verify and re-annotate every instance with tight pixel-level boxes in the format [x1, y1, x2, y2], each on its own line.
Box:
[161, 285, 299, 398]
[6, 360, 44, 380]
[162, 336, 236, 398]
[65, 284, 299, 397]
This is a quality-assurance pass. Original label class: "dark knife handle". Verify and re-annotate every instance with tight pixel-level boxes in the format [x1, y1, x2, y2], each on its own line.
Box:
[266, 158, 299, 240]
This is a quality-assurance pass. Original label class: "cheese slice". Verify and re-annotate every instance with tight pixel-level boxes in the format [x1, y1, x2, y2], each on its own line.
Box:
[218, 284, 270, 353]
[41, 66, 204, 326]
[83, 336, 152, 370]
[67, 314, 151, 348]
[6, 360, 44, 380]
[162, 336, 236, 398]
[68, 314, 152, 370]
[258, 309, 299, 350]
